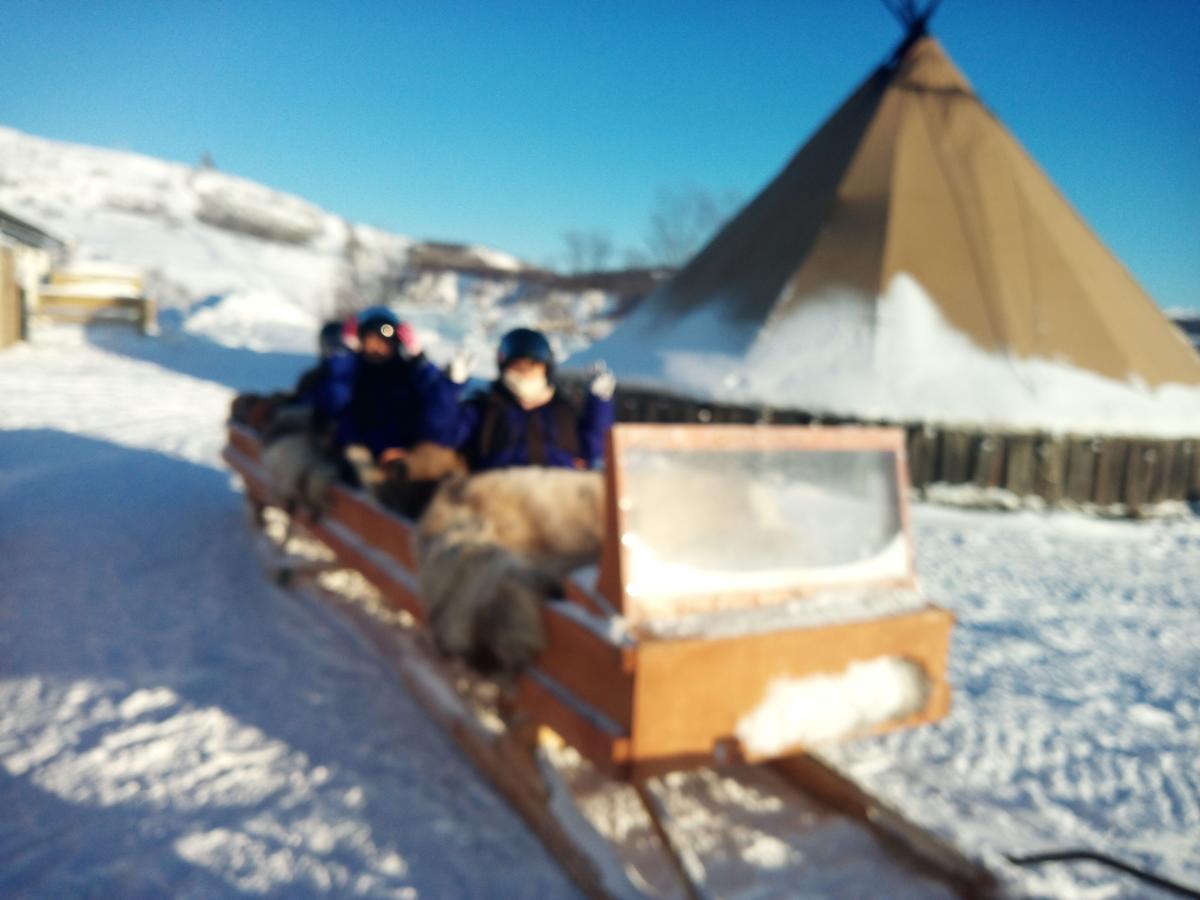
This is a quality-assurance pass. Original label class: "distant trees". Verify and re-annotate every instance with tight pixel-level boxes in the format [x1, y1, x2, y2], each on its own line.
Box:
[643, 185, 742, 268]
[559, 184, 741, 274]
[560, 229, 615, 274]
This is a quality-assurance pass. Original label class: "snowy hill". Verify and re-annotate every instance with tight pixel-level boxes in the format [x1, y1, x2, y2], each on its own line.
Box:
[0, 125, 624, 369]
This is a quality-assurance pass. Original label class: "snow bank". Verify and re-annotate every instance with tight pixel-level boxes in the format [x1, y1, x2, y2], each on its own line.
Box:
[183, 290, 321, 354]
[736, 658, 930, 755]
[575, 272, 1200, 437]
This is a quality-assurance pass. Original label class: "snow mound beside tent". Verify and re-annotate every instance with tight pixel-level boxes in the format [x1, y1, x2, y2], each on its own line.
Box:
[575, 272, 1200, 437]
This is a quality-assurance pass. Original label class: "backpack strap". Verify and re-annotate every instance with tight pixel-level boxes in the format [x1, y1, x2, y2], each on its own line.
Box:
[550, 395, 581, 460]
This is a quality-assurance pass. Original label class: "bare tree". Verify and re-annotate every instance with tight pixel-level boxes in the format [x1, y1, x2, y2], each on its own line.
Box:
[644, 185, 741, 267]
[561, 228, 615, 274]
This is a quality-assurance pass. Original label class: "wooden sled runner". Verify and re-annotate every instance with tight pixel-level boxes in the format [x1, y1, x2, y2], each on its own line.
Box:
[224, 421, 993, 898]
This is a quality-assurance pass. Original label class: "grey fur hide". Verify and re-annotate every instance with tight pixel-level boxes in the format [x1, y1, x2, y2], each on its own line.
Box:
[261, 432, 338, 516]
[416, 467, 605, 673]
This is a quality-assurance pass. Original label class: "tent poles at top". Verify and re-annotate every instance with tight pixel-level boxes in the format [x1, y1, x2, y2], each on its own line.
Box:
[882, 0, 943, 66]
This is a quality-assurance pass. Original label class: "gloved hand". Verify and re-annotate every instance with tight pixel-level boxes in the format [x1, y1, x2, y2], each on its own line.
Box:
[448, 349, 473, 385]
[396, 322, 422, 357]
[589, 361, 616, 401]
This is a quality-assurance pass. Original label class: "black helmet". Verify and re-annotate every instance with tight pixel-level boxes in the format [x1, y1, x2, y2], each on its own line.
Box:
[356, 305, 400, 345]
[318, 320, 345, 356]
[497, 327, 553, 375]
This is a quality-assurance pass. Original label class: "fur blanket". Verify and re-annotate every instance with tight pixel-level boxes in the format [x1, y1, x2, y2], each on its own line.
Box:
[261, 431, 340, 516]
[416, 467, 605, 674]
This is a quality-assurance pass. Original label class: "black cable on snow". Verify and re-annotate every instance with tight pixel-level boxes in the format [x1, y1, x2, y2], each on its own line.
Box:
[1005, 849, 1200, 899]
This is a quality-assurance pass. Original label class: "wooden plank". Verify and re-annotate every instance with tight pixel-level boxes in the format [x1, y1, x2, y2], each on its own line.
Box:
[1146, 441, 1176, 507]
[325, 488, 419, 571]
[939, 430, 973, 484]
[769, 754, 994, 898]
[305, 516, 426, 621]
[906, 426, 938, 490]
[628, 606, 954, 763]
[1123, 441, 1151, 514]
[515, 673, 632, 779]
[224, 432, 425, 619]
[971, 433, 1006, 488]
[0, 250, 20, 350]
[1190, 440, 1200, 500]
[1092, 438, 1129, 507]
[596, 429, 625, 611]
[1063, 437, 1097, 505]
[315, 592, 625, 900]
[1003, 434, 1036, 497]
[1034, 436, 1066, 506]
[227, 424, 264, 462]
[223, 446, 272, 503]
[536, 605, 635, 729]
[1165, 440, 1193, 501]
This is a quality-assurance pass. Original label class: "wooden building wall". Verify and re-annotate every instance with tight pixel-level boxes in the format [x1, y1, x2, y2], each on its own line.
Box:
[0, 247, 23, 350]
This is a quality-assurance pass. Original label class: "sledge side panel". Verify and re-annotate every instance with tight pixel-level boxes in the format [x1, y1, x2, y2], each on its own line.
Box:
[533, 606, 635, 729]
[326, 488, 419, 571]
[629, 606, 954, 763]
[228, 423, 264, 463]
[223, 445, 271, 503]
[306, 518, 426, 622]
[514, 674, 632, 779]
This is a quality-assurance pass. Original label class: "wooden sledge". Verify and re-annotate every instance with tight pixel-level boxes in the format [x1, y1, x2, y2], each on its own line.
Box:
[223, 421, 989, 898]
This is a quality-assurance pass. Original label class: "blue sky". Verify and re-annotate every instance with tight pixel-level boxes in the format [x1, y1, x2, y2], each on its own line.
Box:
[3, 1, 1198, 309]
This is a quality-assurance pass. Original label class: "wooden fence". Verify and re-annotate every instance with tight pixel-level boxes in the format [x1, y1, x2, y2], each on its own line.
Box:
[584, 383, 1200, 517]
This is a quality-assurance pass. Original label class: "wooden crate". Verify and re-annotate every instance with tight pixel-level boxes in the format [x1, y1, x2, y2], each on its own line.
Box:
[521, 424, 952, 776]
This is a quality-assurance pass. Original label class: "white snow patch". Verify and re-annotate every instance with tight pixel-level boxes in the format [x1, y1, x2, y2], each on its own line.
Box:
[183, 289, 321, 354]
[638, 586, 931, 641]
[736, 657, 930, 756]
[118, 687, 179, 719]
[465, 244, 525, 272]
[574, 272, 1200, 436]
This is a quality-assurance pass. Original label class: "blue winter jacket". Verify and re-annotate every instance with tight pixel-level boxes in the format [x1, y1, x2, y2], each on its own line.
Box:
[427, 377, 614, 471]
[295, 350, 356, 426]
[330, 354, 445, 458]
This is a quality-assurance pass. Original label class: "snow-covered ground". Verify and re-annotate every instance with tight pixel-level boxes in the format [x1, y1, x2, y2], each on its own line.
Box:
[0, 326, 578, 898]
[3, 322, 1197, 898]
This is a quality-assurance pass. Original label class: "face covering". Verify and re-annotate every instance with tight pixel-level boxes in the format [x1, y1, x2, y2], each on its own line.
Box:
[502, 369, 553, 407]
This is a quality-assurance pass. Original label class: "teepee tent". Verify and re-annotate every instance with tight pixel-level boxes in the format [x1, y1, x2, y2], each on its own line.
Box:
[574, 11, 1200, 439]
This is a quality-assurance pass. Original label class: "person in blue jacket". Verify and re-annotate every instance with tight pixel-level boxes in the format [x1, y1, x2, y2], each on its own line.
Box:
[334, 306, 444, 465]
[291, 319, 356, 426]
[433, 327, 616, 472]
